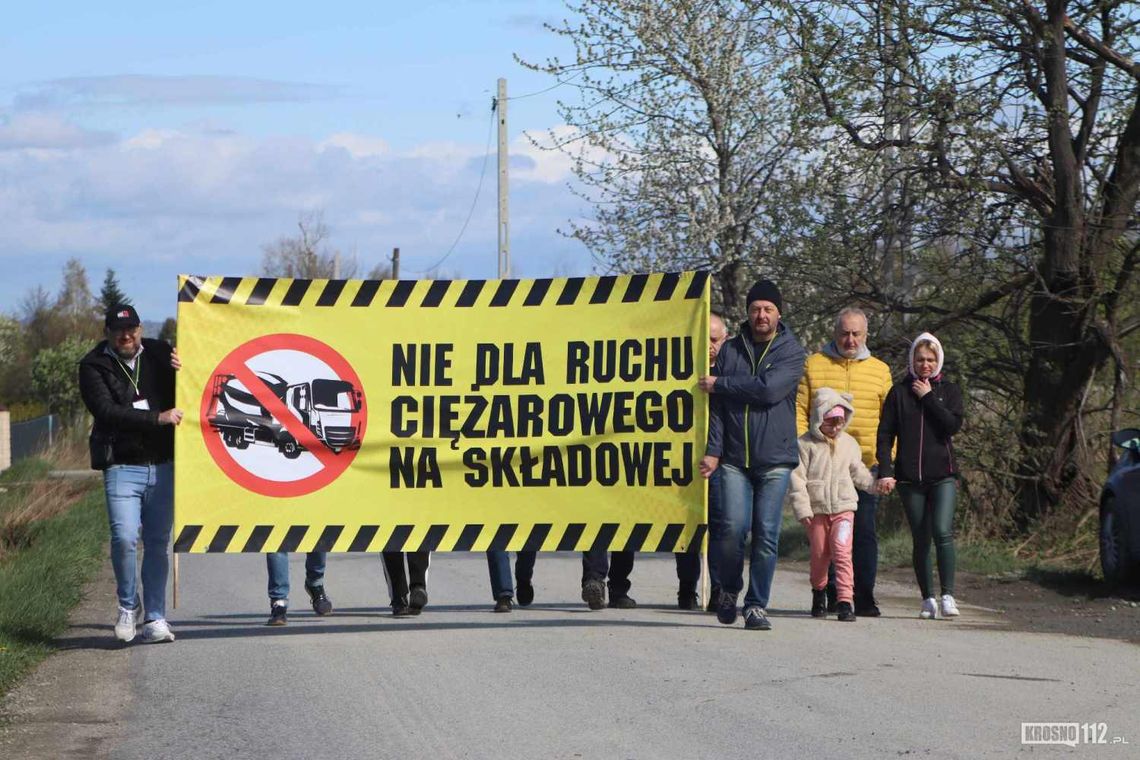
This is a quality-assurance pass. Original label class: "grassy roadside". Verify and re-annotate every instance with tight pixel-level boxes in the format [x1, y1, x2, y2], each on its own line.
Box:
[0, 454, 107, 700]
[778, 508, 1091, 582]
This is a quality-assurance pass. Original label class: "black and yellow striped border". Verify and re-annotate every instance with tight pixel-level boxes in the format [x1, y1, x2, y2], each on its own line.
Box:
[177, 270, 709, 554]
[178, 271, 709, 310]
[173, 522, 707, 554]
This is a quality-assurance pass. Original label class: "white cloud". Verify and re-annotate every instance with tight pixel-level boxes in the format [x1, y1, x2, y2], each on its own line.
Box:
[513, 125, 614, 184]
[0, 121, 593, 317]
[0, 112, 115, 151]
[319, 133, 390, 158]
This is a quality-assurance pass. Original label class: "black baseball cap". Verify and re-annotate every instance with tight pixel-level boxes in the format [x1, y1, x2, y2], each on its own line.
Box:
[105, 303, 141, 330]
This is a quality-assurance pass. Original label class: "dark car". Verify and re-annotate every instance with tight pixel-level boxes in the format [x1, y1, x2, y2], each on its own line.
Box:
[1100, 428, 1140, 585]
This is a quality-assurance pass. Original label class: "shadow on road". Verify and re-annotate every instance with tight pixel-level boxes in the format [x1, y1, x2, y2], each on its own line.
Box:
[52, 605, 745, 648]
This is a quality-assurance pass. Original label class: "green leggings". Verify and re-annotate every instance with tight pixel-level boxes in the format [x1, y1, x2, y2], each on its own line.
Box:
[898, 478, 957, 598]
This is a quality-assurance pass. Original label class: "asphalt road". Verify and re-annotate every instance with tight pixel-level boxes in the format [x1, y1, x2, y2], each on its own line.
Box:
[3, 551, 1138, 759]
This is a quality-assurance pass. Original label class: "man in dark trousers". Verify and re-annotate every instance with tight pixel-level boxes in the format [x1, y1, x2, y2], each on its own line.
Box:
[581, 548, 636, 610]
[79, 304, 183, 644]
[383, 551, 430, 616]
[676, 311, 729, 610]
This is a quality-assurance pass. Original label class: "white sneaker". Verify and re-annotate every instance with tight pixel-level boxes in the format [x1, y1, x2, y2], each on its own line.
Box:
[140, 619, 175, 643]
[114, 606, 139, 642]
[920, 597, 938, 619]
[940, 594, 960, 617]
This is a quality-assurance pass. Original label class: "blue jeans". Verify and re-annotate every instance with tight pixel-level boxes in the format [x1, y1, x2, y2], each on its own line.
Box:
[713, 463, 793, 609]
[103, 463, 174, 622]
[266, 552, 327, 602]
[487, 550, 513, 600]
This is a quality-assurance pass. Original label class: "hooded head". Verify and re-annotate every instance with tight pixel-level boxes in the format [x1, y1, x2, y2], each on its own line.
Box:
[809, 387, 855, 440]
[908, 332, 945, 379]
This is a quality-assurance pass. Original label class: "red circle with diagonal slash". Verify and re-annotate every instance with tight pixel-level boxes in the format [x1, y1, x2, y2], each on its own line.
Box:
[200, 334, 367, 497]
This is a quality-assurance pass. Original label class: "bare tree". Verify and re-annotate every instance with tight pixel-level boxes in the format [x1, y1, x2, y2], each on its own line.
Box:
[787, 0, 1140, 527]
[520, 0, 813, 311]
[261, 211, 360, 279]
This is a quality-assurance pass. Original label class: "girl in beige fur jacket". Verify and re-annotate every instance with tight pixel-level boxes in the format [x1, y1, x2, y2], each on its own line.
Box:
[787, 387, 876, 621]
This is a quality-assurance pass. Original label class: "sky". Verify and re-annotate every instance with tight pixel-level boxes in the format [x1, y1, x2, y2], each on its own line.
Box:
[0, 0, 592, 321]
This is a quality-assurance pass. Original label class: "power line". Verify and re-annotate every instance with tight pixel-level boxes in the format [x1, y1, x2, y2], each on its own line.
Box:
[505, 72, 579, 101]
[411, 99, 497, 276]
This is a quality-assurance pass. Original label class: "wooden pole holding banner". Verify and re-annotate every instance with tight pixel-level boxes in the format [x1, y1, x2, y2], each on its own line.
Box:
[172, 552, 179, 609]
[701, 541, 710, 610]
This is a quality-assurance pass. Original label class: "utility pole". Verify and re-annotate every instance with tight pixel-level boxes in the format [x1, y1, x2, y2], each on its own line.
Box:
[497, 78, 510, 278]
[391, 247, 400, 279]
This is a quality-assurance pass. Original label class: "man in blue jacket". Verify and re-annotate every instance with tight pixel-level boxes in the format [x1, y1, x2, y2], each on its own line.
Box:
[698, 280, 805, 631]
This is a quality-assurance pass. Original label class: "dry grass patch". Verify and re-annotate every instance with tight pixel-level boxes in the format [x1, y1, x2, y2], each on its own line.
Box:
[0, 435, 96, 561]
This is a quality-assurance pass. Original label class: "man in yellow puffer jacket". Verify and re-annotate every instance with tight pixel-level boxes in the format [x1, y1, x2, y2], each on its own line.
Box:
[796, 307, 893, 616]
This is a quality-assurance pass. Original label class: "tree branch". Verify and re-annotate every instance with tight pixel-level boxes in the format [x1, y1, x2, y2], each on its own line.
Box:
[1063, 15, 1140, 80]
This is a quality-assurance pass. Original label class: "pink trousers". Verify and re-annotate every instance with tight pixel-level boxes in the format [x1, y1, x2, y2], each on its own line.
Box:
[808, 512, 855, 604]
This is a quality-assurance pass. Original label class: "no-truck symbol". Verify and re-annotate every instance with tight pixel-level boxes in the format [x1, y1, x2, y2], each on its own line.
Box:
[199, 334, 368, 497]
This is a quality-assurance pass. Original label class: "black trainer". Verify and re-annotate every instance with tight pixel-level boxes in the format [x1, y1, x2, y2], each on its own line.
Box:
[267, 601, 288, 626]
[516, 580, 534, 607]
[811, 589, 828, 618]
[706, 586, 722, 613]
[743, 606, 772, 631]
[582, 579, 605, 610]
[409, 586, 428, 615]
[825, 583, 838, 613]
[494, 596, 513, 613]
[608, 594, 637, 609]
[678, 591, 699, 610]
[716, 590, 738, 625]
[837, 601, 857, 622]
[306, 583, 333, 616]
[392, 596, 413, 617]
[854, 597, 882, 617]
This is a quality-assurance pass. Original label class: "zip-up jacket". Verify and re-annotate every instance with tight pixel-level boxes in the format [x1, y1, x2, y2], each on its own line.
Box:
[78, 338, 176, 467]
[786, 387, 876, 522]
[706, 321, 806, 470]
[796, 343, 893, 468]
[875, 374, 963, 483]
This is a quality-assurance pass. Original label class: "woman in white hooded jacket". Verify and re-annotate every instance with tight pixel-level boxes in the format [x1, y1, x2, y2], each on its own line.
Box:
[876, 332, 965, 620]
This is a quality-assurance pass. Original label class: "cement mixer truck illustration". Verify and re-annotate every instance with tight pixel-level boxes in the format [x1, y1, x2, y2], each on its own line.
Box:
[207, 372, 363, 459]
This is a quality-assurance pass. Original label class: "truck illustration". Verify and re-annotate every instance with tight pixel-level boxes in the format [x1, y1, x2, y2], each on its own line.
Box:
[207, 372, 363, 459]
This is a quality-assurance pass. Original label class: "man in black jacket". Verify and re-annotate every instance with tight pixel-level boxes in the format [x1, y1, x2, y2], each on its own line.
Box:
[698, 280, 805, 631]
[79, 304, 183, 644]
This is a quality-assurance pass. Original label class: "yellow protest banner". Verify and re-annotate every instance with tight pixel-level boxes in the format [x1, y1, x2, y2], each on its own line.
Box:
[173, 272, 709, 553]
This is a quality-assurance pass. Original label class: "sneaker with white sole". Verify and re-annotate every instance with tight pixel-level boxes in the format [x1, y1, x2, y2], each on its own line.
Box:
[140, 619, 175, 643]
[920, 597, 938, 619]
[743, 606, 772, 631]
[940, 594, 960, 617]
[114, 605, 140, 642]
